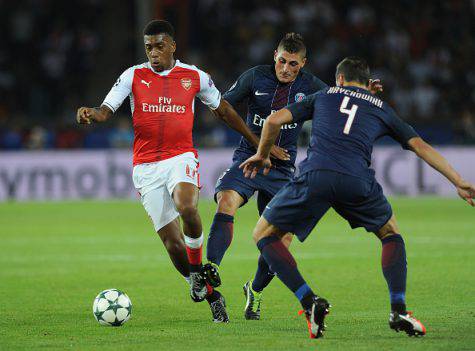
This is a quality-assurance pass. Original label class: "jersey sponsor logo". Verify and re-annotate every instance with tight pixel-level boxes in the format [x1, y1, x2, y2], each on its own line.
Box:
[254, 90, 269, 96]
[141, 80, 151, 88]
[181, 78, 192, 90]
[141, 96, 186, 114]
[295, 93, 305, 102]
[252, 114, 297, 129]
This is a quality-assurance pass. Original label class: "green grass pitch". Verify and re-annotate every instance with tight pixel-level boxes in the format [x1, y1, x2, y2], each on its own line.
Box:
[1, 198, 474, 350]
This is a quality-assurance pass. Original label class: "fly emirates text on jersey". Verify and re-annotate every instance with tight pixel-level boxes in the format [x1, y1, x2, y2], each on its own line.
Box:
[141, 97, 186, 114]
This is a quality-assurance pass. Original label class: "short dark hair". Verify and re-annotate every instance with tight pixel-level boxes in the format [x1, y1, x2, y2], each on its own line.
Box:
[277, 32, 306, 57]
[335, 57, 370, 85]
[143, 20, 175, 39]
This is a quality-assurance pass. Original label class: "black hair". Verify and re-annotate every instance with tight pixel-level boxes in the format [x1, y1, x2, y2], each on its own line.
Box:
[277, 32, 306, 57]
[143, 20, 175, 39]
[335, 57, 370, 85]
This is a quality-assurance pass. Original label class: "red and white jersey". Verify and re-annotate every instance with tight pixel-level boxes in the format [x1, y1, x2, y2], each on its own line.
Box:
[102, 60, 221, 165]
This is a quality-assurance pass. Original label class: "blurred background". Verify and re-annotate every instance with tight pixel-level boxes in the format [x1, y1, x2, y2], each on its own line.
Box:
[0, 0, 474, 200]
[1, 0, 474, 150]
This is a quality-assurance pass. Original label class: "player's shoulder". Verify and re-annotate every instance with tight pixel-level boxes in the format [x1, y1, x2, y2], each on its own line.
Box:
[174, 60, 206, 76]
[125, 62, 149, 73]
[252, 65, 276, 79]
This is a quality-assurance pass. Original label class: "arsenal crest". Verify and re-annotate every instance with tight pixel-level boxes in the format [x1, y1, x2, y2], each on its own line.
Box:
[181, 78, 192, 90]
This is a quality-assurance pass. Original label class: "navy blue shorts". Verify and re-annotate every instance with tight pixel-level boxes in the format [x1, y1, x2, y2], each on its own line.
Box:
[215, 161, 292, 215]
[263, 170, 393, 241]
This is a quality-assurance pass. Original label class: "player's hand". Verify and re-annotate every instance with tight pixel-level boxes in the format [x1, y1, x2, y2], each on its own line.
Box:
[76, 107, 95, 125]
[270, 145, 290, 161]
[239, 154, 272, 179]
[456, 180, 475, 206]
[368, 79, 383, 94]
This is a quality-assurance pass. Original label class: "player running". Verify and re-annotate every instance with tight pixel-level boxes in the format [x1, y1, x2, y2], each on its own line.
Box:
[202, 33, 381, 321]
[76, 20, 283, 323]
[240, 57, 475, 338]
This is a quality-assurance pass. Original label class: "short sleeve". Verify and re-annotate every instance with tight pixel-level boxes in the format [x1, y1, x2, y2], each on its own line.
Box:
[102, 67, 134, 113]
[286, 92, 318, 123]
[222, 68, 254, 107]
[196, 69, 221, 110]
[383, 105, 419, 149]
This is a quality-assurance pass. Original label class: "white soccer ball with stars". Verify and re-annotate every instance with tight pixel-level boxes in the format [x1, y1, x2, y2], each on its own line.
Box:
[93, 289, 132, 326]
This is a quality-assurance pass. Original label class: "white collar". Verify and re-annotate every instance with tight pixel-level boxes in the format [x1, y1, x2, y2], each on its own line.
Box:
[148, 60, 180, 76]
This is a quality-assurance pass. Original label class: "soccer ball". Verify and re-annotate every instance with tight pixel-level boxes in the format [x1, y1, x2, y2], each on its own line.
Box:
[93, 289, 132, 326]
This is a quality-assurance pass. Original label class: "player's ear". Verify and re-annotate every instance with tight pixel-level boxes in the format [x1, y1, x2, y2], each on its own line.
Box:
[300, 57, 307, 68]
[274, 50, 278, 62]
[170, 40, 176, 54]
[336, 74, 344, 86]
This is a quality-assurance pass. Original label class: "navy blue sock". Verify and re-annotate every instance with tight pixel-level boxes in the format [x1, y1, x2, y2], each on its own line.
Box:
[251, 254, 275, 292]
[381, 234, 407, 314]
[257, 236, 314, 309]
[206, 213, 234, 265]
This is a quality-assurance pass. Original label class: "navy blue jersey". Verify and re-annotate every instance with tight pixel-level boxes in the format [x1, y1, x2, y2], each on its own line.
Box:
[287, 86, 419, 180]
[223, 65, 327, 172]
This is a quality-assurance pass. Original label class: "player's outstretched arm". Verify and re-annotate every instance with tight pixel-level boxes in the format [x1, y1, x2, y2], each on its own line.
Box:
[213, 99, 290, 161]
[239, 108, 293, 178]
[76, 106, 113, 125]
[408, 137, 475, 206]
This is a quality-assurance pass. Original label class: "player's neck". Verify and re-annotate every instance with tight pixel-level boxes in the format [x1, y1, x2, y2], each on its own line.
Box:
[165, 59, 176, 71]
[342, 81, 369, 90]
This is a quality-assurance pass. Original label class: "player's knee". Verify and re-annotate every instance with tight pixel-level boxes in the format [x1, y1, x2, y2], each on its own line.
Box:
[252, 217, 278, 243]
[376, 215, 399, 239]
[216, 192, 241, 215]
[252, 226, 264, 243]
[282, 233, 293, 248]
[176, 203, 198, 221]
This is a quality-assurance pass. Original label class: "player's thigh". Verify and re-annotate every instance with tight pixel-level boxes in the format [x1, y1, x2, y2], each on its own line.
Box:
[172, 182, 200, 212]
[216, 189, 245, 215]
[215, 162, 256, 207]
[141, 186, 179, 232]
[166, 153, 200, 211]
[263, 172, 331, 242]
[333, 175, 393, 234]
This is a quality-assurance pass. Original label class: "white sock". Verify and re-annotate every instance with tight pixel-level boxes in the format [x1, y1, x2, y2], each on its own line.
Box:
[184, 233, 204, 248]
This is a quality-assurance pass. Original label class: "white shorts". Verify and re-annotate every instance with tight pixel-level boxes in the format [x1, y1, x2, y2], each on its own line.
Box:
[132, 152, 200, 231]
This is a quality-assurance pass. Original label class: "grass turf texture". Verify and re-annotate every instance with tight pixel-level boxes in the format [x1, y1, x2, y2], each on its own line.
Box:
[0, 198, 474, 350]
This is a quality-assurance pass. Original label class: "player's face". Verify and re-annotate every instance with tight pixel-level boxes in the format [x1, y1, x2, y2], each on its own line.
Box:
[274, 49, 306, 83]
[144, 34, 176, 72]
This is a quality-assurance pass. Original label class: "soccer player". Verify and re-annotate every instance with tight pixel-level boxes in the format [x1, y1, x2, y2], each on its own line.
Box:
[240, 57, 475, 338]
[202, 33, 382, 320]
[76, 20, 283, 323]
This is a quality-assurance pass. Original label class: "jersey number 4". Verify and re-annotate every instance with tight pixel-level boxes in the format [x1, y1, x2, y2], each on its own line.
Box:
[340, 96, 358, 134]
